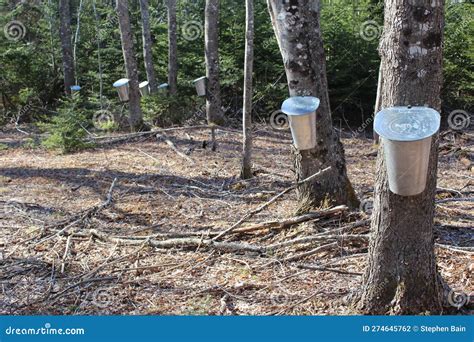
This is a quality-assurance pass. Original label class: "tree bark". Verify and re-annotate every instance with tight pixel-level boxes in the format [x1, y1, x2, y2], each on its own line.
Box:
[373, 62, 383, 143]
[205, 0, 224, 124]
[139, 0, 158, 93]
[241, 0, 254, 180]
[116, 0, 143, 131]
[59, 0, 75, 95]
[267, 0, 358, 210]
[355, 0, 445, 314]
[167, 0, 178, 96]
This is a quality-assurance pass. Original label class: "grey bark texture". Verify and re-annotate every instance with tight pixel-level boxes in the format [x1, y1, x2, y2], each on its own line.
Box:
[373, 63, 383, 142]
[267, 0, 358, 210]
[241, 0, 254, 179]
[59, 0, 75, 95]
[167, 0, 178, 95]
[205, 0, 224, 124]
[116, 0, 143, 131]
[356, 0, 445, 314]
[139, 0, 158, 93]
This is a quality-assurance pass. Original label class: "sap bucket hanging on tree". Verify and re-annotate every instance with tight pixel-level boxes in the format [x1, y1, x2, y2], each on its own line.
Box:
[193, 76, 207, 97]
[158, 83, 169, 93]
[281, 96, 320, 150]
[113, 78, 130, 102]
[374, 106, 441, 196]
[70, 85, 81, 93]
[139, 81, 150, 96]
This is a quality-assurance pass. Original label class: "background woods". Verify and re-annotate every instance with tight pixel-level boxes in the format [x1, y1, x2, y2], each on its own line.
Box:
[0, 0, 472, 317]
[1, 0, 471, 127]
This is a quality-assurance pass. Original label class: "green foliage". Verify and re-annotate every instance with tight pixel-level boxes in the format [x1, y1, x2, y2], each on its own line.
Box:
[0, 0, 471, 131]
[41, 94, 93, 153]
[443, 2, 473, 112]
[141, 90, 195, 127]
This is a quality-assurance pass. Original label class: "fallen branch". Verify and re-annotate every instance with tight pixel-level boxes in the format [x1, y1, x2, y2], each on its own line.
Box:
[436, 197, 474, 204]
[35, 178, 118, 245]
[232, 205, 348, 234]
[266, 234, 369, 252]
[89, 229, 265, 254]
[280, 242, 339, 263]
[90, 125, 240, 145]
[156, 133, 195, 164]
[212, 167, 332, 241]
[296, 264, 362, 276]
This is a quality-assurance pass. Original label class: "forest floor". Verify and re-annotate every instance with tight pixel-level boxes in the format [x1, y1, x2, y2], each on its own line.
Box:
[0, 123, 472, 315]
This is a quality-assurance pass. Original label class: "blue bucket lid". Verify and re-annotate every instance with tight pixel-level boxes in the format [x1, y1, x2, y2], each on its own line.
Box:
[113, 78, 129, 87]
[374, 106, 441, 142]
[281, 96, 320, 116]
[158, 83, 169, 88]
[193, 76, 207, 83]
[70, 85, 81, 91]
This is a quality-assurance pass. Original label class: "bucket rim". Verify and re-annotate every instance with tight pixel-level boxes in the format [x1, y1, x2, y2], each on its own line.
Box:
[193, 76, 207, 83]
[139, 81, 149, 88]
[374, 106, 441, 142]
[281, 96, 320, 116]
[113, 78, 130, 87]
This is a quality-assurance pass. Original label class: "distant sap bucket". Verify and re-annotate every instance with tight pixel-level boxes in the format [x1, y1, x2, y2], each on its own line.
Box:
[158, 83, 169, 92]
[374, 106, 441, 196]
[70, 85, 81, 91]
[193, 76, 207, 97]
[139, 81, 150, 96]
[113, 78, 130, 102]
[281, 96, 320, 150]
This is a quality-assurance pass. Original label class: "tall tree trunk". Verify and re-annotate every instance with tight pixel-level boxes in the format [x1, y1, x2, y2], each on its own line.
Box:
[59, 0, 75, 95]
[241, 0, 254, 179]
[373, 62, 383, 143]
[167, 0, 178, 96]
[139, 0, 158, 93]
[116, 0, 143, 131]
[205, 0, 224, 124]
[267, 0, 358, 210]
[355, 0, 445, 314]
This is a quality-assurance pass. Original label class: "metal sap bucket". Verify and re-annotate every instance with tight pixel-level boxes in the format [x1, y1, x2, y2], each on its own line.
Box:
[193, 76, 207, 97]
[113, 78, 130, 102]
[158, 83, 169, 93]
[139, 81, 150, 96]
[374, 106, 441, 196]
[281, 96, 320, 150]
[70, 85, 81, 92]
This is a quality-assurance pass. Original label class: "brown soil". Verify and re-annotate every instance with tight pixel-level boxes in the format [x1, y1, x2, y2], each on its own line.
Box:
[0, 125, 472, 315]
